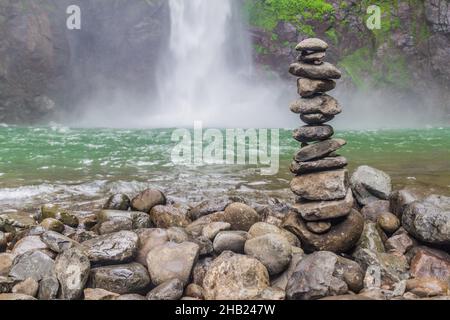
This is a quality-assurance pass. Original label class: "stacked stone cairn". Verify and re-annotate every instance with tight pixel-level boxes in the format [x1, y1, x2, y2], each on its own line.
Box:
[283, 38, 364, 254]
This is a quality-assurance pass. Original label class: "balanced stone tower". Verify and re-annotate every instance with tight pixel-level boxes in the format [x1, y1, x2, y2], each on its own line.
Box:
[283, 38, 364, 254]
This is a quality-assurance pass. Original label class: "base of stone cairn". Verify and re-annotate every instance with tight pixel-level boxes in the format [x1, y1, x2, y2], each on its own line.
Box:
[0, 39, 449, 302]
[282, 37, 365, 254]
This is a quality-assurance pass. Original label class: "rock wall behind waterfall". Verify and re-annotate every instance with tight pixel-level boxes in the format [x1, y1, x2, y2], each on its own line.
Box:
[0, 0, 169, 124]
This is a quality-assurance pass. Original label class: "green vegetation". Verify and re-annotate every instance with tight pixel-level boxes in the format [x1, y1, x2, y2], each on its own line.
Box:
[243, 0, 335, 32]
[339, 47, 412, 91]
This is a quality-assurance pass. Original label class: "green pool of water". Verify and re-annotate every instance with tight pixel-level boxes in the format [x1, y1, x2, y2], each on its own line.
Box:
[0, 126, 449, 211]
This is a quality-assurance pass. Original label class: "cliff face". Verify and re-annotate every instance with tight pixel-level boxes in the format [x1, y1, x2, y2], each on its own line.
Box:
[0, 0, 69, 123]
[0, 0, 169, 124]
[247, 0, 450, 119]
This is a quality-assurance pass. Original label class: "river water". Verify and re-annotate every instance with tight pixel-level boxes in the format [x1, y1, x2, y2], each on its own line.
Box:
[0, 126, 449, 213]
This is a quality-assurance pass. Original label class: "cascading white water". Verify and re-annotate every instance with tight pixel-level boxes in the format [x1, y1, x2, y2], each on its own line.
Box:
[154, 0, 291, 128]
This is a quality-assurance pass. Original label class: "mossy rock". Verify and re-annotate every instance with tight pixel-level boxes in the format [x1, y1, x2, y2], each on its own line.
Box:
[40, 205, 79, 228]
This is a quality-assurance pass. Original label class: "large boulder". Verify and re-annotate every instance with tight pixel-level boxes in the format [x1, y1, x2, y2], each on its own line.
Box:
[244, 234, 292, 275]
[203, 251, 270, 300]
[9, 251, 54, 281]
[410, 247, 450, 282]
[222, 203, 261, 231]
[402, 195, 450, 245]
[291, 170, 349, 201]
[131, 189, 166, 213]
[146, 279, 184, 301]
[89, 262, 150, 294]
[350, 166, 392, 206]
[81, 231, 138, 264]
[213, 231, 247, 254]
[189, 197, 234, 220]
[12, 236, 49, 256]
[54, 248, 90, 300]
[103, 194, 131, 211]
[149, 205, 191, 229]
[146, 242, 199, 286]
[135, 228, 168, 266]
[40, 231, 80, 253]
[283, 210, 364, 254]
[286, 251, 363, 300]
[96, 210, 151, 234]
[293, 189, 354, 221]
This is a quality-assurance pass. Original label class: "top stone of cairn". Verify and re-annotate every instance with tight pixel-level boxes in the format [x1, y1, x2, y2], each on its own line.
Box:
[295, 38, 328, 52]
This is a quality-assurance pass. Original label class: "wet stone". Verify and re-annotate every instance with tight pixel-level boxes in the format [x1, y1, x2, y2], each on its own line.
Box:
[290, 94, 342, 116]
[297, 78, 336, 97]
[289, 62, 342, 80]
[290, 156, 347, 174]
[294, 139, 346, 162]
[293, 125, 334, 143]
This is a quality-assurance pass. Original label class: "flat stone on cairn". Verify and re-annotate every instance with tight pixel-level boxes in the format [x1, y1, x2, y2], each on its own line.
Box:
[283, 38, 364, 254]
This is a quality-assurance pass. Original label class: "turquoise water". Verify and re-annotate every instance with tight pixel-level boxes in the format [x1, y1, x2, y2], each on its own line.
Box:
[0, 126, 449, 212]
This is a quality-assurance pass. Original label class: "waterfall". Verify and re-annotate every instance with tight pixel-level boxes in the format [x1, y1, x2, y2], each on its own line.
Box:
[154, 0, 291, 128]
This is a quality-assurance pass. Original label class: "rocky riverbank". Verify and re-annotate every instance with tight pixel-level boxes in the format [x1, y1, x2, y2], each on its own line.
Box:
[0, 166, 449, 300]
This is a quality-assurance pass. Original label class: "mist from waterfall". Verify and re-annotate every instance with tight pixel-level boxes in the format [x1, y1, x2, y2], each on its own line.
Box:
[150, 0, 291, 128]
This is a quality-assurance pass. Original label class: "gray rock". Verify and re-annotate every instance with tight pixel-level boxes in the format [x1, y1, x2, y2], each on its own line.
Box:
[247, 222, 300, 247]
[350, 166, 392, 205]
[12, 277, 39, 297]
[167, 227, 190, 243]
[12, 236, 48, 256]
[189, 197, 234, 220]
[90, 262, 150, 294]
[293, 189, 354, 221]
[147, 278, 184, 300]
[202, 222, 231, 240]
[390, 189, 419, 218]
[84, 288, 119, 300]
[377, 212, 400, 234]
[96, 210, 152, 234]
[103, 194, 131, 211]
[294, 139, 346, 162]
[385, 234, 415, 254]
[54, 248, 90, 300]
[39, 218, 65, 233]
[289, 62, 342, 79]
[306, 221, 332, 234]
[38, 276, 59, 300]
[149, 205, 191, 229]
[295, 38, 329, 51]
[146, 242, 200, 286]
[203, 251, 270, 300]
[402, 195, 450, 245]
[40, 205, 79, 227]
[0, 253, 14, 277]
[290, 156, 347, 175]
[0, 232, 7, 252]
[286, 251, 356, 300]
[290, 94, 342, 116]
[361, 200, 391, 221]
[297, 78, 336, 97]
[213, 231, 247, 254]
[222, 203, 261, 231]
[0, 293, 36, 300]
[291, 169, 349, 201]
[9, 250, 54, 281]
[0, 213, 36, 233]
[116, 294, 147, 300]
[244, 234, 292, 275]
[300, 113, 335, 125]
[192, 257, 213, 287]
[135, 228, 168, 266]
[283, 209, 364, 254]
[353, 249, 409, 287]
[298, 51, 326, 64]
[81, 231, 138, 264]
[131, 189, 166, 213]
[293, 125, 334, 143]
[272, 253, 304, 291]
[41, 231, 79, 253]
